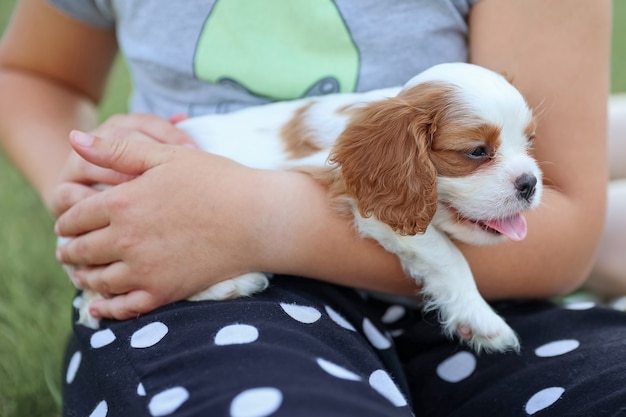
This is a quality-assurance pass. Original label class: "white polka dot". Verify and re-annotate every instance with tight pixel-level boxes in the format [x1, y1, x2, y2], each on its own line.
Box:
[564, 301, 595, 310]
[131, 322, 169, 349]
[534, 339, 580, 357]
[90, 329, 116, 349]
[389, 329, 405, 338]
[611, 296, 626, 311]
[525, 387, 565, 415]
[363, 318, 391, 350]
[215, 324, 259, 346]
[137, 383, 146, 396]
[316, 358, 361, 381]
[369, 369, 407, 407]
[66, 351, 81, 384]
[436, 351, 477, 383]
[381, 305, 406, 324]
[89, 400, 108, 417]
[149, 386, 190, 417]
[280, 303, 321, 324]
[324, 305, 356, 331]
[230, 387, 283, 417]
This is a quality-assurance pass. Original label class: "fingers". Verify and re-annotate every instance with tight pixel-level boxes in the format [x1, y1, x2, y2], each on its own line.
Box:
[168, 113, 189, 125]
[50, 182, 100, 218]
[55, 189, 112, 237]
[70, 262, 134, 296]
[66, 259, 161, 321]
[56, 227, 119, 266]
[61, 150, 137, 186]
[89, 290, 161, 321]
[69, 130, 179, 176]
[101, 113, 197, 147]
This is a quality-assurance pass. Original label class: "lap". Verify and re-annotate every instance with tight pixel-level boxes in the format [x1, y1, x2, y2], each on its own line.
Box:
[63, 277, 626, 417]
[62, 276, 413, 417]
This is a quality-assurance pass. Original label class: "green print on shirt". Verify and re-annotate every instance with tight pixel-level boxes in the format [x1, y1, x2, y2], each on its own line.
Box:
[193, 0, 359, 100]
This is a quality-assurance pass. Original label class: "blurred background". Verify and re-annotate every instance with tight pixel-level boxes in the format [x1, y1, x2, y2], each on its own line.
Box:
[0, 1, 624, 416]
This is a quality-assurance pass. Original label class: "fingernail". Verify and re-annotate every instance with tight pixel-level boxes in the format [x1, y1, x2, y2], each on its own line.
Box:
[89, 307, 102, 320]
[71, 130, 95, 147]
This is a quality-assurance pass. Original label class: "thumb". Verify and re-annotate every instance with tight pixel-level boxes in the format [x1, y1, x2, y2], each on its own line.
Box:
[69, 130, 174, 176]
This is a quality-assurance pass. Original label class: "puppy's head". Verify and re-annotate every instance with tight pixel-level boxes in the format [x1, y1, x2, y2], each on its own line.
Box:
[330, 62, 542, 243]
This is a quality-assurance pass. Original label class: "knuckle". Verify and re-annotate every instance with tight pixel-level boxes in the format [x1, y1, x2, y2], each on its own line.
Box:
[51, 184, 74, 217]
[114, 229, 139, 254]
[137, 296, 160, 315]
[94, 275, 113, 296]
[105, 189, 131, 212]
[107, 136, 132, 167]
[71, 238, 90, 264]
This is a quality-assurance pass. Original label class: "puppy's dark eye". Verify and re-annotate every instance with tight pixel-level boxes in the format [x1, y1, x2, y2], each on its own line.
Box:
[466, 146, 488, 159]
[527, 133, 536, 148]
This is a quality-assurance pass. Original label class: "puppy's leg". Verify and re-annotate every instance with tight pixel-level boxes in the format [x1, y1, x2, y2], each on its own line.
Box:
[403, 232, 520, 353]
[357, 219, 518, 353]
[188, 273, 270, 301]
[419, 265, 520, 353]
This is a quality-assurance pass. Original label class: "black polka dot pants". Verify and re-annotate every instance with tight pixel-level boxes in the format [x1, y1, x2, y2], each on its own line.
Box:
[62, 276, 626, 417]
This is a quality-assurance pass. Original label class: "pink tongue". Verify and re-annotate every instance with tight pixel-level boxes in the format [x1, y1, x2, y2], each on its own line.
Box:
[484, 214, 528, 241]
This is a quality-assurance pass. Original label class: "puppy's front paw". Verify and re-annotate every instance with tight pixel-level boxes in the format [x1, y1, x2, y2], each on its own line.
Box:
[456, 315, 519, 354]
[440, 301, 520, 353]
[189, 272, 269, 301]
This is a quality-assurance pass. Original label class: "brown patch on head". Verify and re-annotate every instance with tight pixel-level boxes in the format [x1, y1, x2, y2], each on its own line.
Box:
[329, 81, 503, 235]
[429, 120, 502, 177]
[280, 101, 323, 159]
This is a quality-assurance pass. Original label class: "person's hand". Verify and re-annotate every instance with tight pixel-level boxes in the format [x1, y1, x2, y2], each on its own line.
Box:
[55, 130, 273, 320]
[49, 113, 196, 217]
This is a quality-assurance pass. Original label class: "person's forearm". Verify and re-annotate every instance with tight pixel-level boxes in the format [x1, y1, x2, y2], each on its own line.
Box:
[0, 69, 98, 208]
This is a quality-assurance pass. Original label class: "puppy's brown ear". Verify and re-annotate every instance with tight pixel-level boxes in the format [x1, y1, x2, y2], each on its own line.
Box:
[330, 89, 440, 235]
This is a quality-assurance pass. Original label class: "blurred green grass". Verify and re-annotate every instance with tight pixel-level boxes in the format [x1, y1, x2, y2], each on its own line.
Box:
[0, 1, 624, 416]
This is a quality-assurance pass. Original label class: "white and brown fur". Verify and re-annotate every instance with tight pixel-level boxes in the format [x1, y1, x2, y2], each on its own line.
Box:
[71, 63, 542, 353]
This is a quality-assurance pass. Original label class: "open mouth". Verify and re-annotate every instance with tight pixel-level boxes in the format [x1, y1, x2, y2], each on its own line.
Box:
[450, 208, 528, 241]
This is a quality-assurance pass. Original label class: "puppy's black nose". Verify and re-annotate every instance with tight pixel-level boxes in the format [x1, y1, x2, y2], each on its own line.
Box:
[515, 173, 537, 202]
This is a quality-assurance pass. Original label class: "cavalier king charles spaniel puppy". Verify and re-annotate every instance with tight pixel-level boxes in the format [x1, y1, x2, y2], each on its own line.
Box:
[72, 63, 541, 353]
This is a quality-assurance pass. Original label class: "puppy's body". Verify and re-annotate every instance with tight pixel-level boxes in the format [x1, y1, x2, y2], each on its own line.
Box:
[71, 63, 542, 353]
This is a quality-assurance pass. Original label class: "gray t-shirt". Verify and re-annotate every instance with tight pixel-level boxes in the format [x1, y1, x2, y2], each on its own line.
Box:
[49, 0, 478, 118]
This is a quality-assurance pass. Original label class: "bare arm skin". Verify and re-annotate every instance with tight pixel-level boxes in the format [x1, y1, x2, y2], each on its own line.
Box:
[0, 0, 198, 213]
[464, 0, 611, 298]
[0, 0, 116, 207]
[587, 96, 626, 296]
[3, 0, 611, 320]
